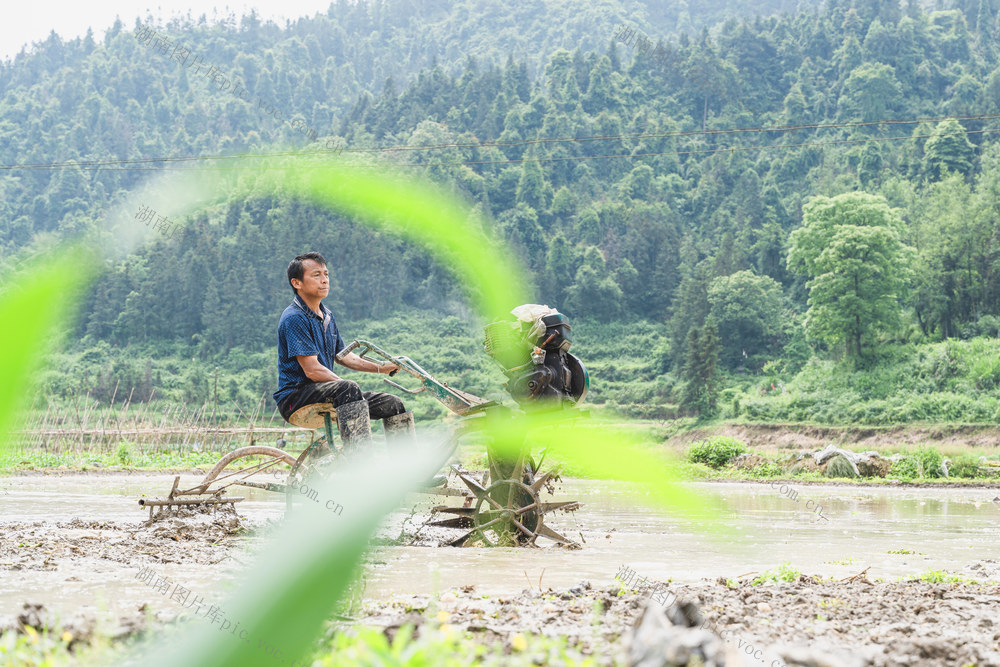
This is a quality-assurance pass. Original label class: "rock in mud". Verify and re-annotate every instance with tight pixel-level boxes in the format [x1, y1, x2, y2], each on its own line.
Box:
[855, 457, 891, 478]
[627, 601, 728, 667]
[731, 454, 767, 471]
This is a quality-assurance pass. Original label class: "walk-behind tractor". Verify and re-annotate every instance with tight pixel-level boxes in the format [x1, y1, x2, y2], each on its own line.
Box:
[140, 305, 588, 548]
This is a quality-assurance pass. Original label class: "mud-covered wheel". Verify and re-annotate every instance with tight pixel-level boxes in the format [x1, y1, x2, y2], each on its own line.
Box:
[470, 479, 542, 546]
[192, 446, 297, 495]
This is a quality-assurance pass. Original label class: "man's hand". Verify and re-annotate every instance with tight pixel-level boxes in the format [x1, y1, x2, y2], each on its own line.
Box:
[338, 352, 398, 375]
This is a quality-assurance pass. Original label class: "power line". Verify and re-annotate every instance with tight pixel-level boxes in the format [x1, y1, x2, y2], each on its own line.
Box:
[2, 113, 996, 172]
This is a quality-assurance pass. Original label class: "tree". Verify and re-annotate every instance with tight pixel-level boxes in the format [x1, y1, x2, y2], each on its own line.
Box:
[838, 63, 902, 121]
[680, 322, 720, 417]
[707, 270, 786, 369]
[923, 119, 975, 180]
[563, 246, 623, 322]
[787, 193, 911, 358]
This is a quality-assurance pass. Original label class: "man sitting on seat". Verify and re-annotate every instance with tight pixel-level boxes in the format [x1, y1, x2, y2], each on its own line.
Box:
[273, 251, 412, 451]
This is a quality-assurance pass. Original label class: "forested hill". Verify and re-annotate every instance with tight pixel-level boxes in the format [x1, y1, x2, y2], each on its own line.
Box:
[6, 1, 1000, 392]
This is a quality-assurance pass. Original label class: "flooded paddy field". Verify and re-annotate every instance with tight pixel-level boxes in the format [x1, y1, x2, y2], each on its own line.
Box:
[1, 472, 999, 665]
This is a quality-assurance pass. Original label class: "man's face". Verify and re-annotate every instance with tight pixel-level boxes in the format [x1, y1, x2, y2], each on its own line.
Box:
[293, 259, 330, 300]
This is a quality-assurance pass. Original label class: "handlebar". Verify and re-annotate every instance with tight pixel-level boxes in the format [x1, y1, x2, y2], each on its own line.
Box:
[336, 340, 397, 376]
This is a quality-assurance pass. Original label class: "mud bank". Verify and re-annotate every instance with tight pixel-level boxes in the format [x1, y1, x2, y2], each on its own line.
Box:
[667, 422, 1000, 453]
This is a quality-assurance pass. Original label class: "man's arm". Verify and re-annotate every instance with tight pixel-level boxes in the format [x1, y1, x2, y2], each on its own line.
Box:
[296, 355, 342, 382]
[295, 353, 399, 381]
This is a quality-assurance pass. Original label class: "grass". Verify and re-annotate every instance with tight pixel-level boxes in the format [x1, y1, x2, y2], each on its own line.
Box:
[0, 446, 224, 471]
[914, 570, 979, 585]
[751, 561, 801, 585]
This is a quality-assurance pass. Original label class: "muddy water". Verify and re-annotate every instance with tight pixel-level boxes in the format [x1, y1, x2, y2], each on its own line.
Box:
[1, 473, 998, 624]
[368, 479, 1000, 598]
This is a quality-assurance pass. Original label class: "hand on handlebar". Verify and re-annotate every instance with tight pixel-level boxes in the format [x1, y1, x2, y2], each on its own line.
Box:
[380, 362, 400, 377]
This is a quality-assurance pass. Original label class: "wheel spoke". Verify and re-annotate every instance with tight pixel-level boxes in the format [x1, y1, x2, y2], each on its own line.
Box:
[539, 501, 579, 514]
[514, 502, 538, 515]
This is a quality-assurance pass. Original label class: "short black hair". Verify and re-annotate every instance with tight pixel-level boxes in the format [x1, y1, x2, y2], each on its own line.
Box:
[287, 252, 327, 293]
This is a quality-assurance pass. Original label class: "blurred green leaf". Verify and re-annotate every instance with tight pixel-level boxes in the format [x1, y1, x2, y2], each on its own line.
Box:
[0, 244, 98, 464]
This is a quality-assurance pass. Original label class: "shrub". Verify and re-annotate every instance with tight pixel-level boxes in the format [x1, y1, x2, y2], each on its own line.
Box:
[890, 456, 920, 480]
[947, 455, 983, 479]
[749, 460, 785, 477]
[116, 443, 133, 467]
[890, 447, 945, 480]
[688, 436, 748, 468]
[915, 446, 945, 478]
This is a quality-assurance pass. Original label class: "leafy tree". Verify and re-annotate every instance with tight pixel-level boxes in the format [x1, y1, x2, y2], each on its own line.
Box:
[838, 63, 902, 121]
[680, 322, 720, 417]
[707, 270, 786, 369]
[563, 246, 623, 322]
[787, 193, 911, 358]
[923, 119, 976, 180]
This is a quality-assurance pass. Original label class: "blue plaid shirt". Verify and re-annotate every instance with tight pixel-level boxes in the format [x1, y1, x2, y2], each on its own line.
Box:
[273, 294, 346, 406]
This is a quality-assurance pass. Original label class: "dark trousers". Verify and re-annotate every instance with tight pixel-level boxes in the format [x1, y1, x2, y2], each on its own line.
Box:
[278, 380, 405, 423]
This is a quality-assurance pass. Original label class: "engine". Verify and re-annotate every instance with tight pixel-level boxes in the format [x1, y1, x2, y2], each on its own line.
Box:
[484, 305, 588, 410]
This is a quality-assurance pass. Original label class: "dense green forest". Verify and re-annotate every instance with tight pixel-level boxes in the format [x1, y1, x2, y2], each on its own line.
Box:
[7, 0, 1000, 424]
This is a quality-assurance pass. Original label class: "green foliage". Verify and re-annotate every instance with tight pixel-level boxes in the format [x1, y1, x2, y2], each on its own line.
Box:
[687, 436, 747, 468]
[739, 338, 1000, 425]
[947, 455, 985, 479]
[916, 570, 975, 584]
[680, 323, 721, 417]
[116, 443, 133, 467]
[923, 120, 976, 180]
[752, 561, 801, 585]
[890, 446, 944, 480]
[890, 455, 921, 481]
[0, 244, 98, 466]
[707, 270, 787, 369]
[788, 193, 910, 358]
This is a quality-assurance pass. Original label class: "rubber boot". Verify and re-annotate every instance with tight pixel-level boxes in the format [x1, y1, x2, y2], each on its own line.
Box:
[336, 399, 373, 455]
[382, 411, 416, 444]
[383, 411, 446, 487]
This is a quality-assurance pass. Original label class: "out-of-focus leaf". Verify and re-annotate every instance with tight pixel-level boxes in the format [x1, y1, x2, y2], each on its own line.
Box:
[485, 411, 731, 537]
[0, 244, 98, 463]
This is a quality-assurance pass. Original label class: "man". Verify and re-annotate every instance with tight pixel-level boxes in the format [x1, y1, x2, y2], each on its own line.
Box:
[273, 251, 413, 451]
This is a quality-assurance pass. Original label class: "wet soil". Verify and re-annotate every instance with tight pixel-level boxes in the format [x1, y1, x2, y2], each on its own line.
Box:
[0, 505, 255, 571]
[354, 578, 1000, 666]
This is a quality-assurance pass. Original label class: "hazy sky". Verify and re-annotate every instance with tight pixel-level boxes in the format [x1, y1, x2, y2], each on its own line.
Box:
[1, 0, 334, 62]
